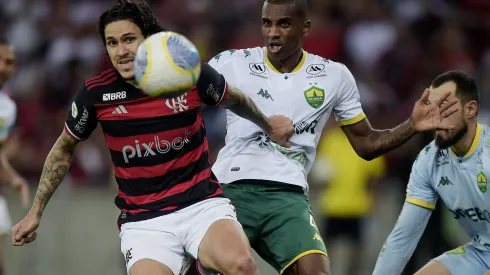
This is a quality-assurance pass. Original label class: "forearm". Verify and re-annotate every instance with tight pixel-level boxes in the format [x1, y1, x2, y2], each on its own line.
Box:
[221, 86, 271, 133]
[373, 202, 431, 275]
[0, 150, 19, 183]
[366, 119, 416, 159]
[30, 132, 77, 218]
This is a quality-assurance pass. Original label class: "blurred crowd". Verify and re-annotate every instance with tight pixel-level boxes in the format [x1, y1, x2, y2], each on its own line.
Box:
[1, 0, 490, 274]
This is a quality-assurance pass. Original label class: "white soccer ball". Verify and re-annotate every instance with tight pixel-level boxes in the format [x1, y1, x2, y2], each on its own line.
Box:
[133, 31, 201, 98]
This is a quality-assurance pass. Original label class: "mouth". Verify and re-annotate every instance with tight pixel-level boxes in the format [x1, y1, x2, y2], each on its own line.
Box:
[118, 58, 134, 71]
[268, 42, 283, 54]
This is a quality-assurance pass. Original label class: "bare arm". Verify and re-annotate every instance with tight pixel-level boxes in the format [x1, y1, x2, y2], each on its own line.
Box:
[30, 130, 79, 218]
[342, 118, 416, 161]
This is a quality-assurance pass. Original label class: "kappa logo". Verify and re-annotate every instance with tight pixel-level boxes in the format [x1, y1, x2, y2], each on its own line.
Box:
[103, 91, 126, 101]
[306, 64, 325, 75]
[125, 248, 133, 264]
[249, 62, 266, 74]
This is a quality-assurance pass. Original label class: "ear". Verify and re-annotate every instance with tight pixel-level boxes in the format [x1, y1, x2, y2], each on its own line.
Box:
[465, 100, 478, 119]
[303, 20, 311, 37]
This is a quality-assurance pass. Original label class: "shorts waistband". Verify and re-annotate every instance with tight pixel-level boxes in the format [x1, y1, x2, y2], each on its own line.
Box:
[229, 179, 304, 194]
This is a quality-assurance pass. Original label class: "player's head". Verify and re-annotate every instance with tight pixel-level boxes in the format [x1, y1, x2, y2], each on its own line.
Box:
[98, 0, 165, 80]
[430, 70, 479, 149]
[262, 0, 310, 59]
[0, 37, 15, 88]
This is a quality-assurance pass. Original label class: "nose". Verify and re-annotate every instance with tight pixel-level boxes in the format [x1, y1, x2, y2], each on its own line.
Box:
[116, 44, 128, 57]
[268, 25, 280, 39]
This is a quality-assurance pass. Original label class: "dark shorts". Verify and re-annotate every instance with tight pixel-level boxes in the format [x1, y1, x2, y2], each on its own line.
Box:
[222, 180, 328, 274]
[323, 217, 363, 243]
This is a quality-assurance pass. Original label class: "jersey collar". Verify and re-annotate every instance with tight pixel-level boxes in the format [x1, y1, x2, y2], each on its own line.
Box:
[450, 123, 482, 158]
[264, 48, 307, 74]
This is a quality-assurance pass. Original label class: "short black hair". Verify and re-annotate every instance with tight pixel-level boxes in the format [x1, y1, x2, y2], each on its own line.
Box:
[264, 0, 309, 19]
[98, 0, 165, 45]
[431, 70, 479, 105]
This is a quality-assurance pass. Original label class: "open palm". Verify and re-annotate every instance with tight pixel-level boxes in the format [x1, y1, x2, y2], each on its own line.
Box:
[411, 89, 459, 132]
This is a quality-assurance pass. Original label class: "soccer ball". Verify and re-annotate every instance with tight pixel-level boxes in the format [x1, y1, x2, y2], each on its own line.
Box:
[133, 31, 201, 98]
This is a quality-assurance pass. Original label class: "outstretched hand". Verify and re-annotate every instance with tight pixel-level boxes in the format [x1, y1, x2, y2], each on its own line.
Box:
[411, 89, 459, 132]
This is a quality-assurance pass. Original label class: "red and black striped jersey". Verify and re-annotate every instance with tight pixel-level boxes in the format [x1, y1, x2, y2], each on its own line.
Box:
[65, 63, 228, 225]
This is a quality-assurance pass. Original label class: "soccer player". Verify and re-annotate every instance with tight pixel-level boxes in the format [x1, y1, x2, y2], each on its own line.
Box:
[10, 1, 294, 275]
[186, 0, 460, 274]
[373, 71, 490, 275]
[0, 37, 29, 275]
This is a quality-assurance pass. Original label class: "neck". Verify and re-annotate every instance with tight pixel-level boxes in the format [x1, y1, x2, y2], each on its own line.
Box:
[450, 122, 478, 157]
[267, 48, 303, 73]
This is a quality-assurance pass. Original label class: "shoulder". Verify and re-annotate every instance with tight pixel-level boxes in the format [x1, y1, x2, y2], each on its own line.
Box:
[83, 68, 119, 92]
[208, 47, 264, 67]
[413, 141, 445, 171]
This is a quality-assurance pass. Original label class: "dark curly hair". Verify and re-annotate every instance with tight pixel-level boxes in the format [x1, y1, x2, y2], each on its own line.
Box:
[98, 0, 166, 46]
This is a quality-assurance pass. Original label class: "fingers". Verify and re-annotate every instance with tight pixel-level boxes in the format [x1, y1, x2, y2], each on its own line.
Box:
[283, 140, 292, 148]
[440, 105, 459, 119]
[418, 88, 430, 104]
[436, 123, 456, 130]
[438, 96, 458, 114]
[25, 231, 37, 244]
[433, 91, 451, 107]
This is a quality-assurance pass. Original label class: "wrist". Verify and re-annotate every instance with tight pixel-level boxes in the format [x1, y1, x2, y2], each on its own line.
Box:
[407, 117, 418, 133]
[264, 117, 272, 134]
[28, 206, 43, 219]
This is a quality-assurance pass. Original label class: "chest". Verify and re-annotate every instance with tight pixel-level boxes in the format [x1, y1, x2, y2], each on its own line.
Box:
[433, 148, 490, 212]
[236, 62, 337, 121]
[95, 89, 201, 122]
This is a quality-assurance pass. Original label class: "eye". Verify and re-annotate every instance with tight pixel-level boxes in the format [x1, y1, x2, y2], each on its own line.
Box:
[280, 21, 291, 28]
[262, 20, 272, 27]
[126, 37, 136, 43]
[107, 40, 116, 47]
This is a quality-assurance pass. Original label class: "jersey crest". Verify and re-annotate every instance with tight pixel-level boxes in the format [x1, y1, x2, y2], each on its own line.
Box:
[304, 82, 325, 109]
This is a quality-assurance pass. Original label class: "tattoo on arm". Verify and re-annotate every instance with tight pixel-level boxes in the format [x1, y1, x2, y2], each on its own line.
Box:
[221, 86, 271, 133]
[32, 131, 78, 218]
[343, 118, 416, 160]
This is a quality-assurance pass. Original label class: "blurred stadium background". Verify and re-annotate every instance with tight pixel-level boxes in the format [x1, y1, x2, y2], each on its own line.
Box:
[2, 0, 490, 274]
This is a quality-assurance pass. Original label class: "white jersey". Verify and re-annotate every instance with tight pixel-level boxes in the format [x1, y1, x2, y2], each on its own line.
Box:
[0, 91, 16, 142]
[407, 123, 490, 250]
[208, 47, 365, 191]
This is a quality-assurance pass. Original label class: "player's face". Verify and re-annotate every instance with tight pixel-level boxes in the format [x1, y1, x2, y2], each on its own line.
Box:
[105, 20, 146, 80]
[261, 2, 310, 59]
[431, 82, 467, 149]
[0, 44, 15, 87]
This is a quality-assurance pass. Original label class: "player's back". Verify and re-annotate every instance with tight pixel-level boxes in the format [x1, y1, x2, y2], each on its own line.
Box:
[417, 123, 490, 250]
[208, 47, 365, 191]
[65, 68, 222, 225]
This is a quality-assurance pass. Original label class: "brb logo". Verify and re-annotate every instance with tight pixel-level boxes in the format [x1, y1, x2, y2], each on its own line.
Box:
[103, 91, 126, 101]
[122, 131, 191, 163]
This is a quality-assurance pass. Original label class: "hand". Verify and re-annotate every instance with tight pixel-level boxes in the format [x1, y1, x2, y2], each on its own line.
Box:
[267, 115, 294, 148]
[411, 89, 459, 132]
[11, 176, 29, 208]
[11, 213, 40, 246]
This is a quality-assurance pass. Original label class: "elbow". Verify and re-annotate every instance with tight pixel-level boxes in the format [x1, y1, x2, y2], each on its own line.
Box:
[354, 146, 378, 161]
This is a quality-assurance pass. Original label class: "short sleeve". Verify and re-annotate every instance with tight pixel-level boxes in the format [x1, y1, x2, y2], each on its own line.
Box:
[195, 62, 228, 107]
[333, 64, 366, 126]
[207, 50, 238, 87]
[64, 84, 98, 141]
[405, 150, 438, 210]
[0, 102, 16, 142]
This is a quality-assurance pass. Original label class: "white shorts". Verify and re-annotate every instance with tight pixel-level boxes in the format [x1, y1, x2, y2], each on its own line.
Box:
[0, 196, 11, 235]
[434, 243, 490, 275]
[119, 197, 239, 275]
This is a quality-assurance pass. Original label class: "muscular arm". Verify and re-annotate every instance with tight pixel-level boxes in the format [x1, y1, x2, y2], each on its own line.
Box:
[220, 86, 271, 134]
[373, 202, 432, 275]
[30, 130, 79, 218]
[342, 117, 416, 161]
